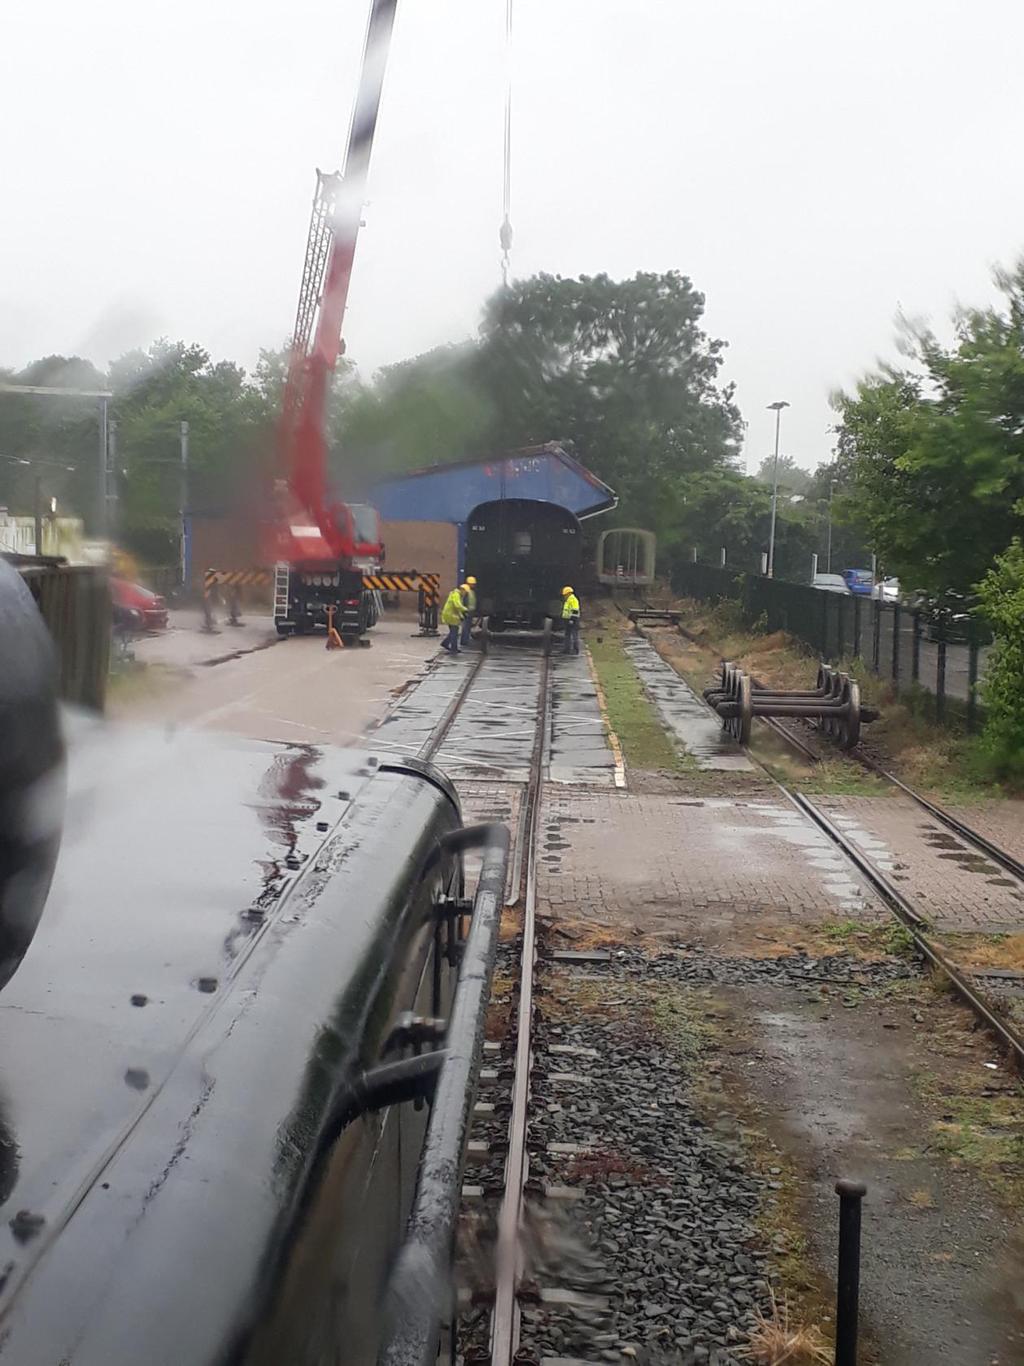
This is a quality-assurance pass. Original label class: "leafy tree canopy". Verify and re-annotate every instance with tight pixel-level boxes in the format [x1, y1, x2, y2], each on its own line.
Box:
[833, 264, 1024, 598]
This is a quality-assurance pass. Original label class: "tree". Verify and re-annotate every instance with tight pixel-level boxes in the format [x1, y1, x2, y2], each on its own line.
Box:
[753, 453, 812, 497]
[833, 264, 1024, 597]
[475, 272, 743, 535]
[975, 528, 1024, 784]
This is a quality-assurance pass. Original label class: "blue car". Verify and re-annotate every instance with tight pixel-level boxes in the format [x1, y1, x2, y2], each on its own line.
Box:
[842, 568, 874, 596]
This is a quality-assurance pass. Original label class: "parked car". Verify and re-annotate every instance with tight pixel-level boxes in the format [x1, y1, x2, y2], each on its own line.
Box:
[110, 577, 168, 632]
[841, 568, 874, 596]
[811, 573, 851, 594]
[872, 577, 900, 604]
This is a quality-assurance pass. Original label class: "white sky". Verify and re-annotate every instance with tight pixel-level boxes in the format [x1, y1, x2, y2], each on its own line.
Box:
[3, 0, 1023, 473]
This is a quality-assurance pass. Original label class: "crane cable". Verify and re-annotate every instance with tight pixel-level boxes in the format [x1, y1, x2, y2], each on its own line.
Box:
[499, 0, 513, 285]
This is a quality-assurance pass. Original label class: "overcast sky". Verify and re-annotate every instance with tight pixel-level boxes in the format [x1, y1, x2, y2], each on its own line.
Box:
[3, 0, 1024, 473]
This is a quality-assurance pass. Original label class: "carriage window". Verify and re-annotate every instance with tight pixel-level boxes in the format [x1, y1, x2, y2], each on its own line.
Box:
[512, 531, 532, 556]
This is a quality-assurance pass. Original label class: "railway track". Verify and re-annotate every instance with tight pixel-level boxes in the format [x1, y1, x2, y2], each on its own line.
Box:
[617, 595, 1024, 1073]
[406, 635, 553, 1363]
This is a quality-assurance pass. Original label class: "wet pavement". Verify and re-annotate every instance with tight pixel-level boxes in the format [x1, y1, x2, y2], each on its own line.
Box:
[722, 981, 1024, 1366]
[111, 613, 440, 745]
[810, 794, 1024, 932]
[621, 633, 753, 771]
[127, 606, 278, 667]
[538, 790, 883, 937]
[549, 652, 617, 786]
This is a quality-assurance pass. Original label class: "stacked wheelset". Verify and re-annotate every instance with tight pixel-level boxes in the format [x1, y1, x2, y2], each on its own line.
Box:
[703, 662, 870, 750]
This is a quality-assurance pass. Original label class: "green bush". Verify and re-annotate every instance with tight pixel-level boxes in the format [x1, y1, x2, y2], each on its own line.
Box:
[976, 535, 1024, 784]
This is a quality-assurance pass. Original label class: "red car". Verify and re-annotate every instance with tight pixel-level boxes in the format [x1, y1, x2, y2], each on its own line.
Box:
[110, 577, 169, 632]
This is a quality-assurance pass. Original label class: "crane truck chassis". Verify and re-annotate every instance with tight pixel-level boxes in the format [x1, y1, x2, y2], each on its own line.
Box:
[273, 561, 380, 640]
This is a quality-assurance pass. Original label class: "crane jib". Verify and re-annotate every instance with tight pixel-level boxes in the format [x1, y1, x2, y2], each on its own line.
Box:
[277, 0, 398, 565]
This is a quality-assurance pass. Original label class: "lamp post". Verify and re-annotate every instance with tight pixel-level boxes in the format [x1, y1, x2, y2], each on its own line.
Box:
[766, 400, 790, 578]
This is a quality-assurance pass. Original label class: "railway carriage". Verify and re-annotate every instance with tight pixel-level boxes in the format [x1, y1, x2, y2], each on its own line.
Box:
[0, 715, 507, 1365]
[465, 497, 582, 633]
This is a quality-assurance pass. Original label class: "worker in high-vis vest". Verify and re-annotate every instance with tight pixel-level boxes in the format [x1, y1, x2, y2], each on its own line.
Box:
[440, 584, 468, 655]
[460, 576, 478, 648]
[561, 585, 581, 655]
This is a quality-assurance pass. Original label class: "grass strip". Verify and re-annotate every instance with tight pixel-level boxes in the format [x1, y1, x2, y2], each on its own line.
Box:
[587, 632, 693, 773]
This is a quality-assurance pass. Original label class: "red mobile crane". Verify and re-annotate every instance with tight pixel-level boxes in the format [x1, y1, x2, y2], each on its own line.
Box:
[268, 0, 397, 640]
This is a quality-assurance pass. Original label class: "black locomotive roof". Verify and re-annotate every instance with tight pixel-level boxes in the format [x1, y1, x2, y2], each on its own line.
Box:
[0, 715, 459, 1361]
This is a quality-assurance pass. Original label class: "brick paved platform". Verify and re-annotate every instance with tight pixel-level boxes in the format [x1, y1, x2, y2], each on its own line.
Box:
[537, 789, 884, 938]
[810, 794, 1024, 933]
[942, 800, 1024, 869]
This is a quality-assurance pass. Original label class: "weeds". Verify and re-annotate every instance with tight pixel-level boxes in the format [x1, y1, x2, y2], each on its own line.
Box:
[742, 1287, 830, 1365]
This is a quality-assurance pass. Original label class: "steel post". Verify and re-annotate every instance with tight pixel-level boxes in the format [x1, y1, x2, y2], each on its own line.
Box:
[871, 600, 881, 673]
[911, 611, 921, 683]
[98, 395, 109, 539]
[180, 421, 190, 588]
[967, 621, 980, 733]
[107, 417, 117, 541]
[834, 1180, 867, 1366]
[891, 602, 901, 690]
[33, 474, 43, 557]
[821, 591, 829, 659]
[853, 596, 862, 659]
[936, 631, 947, 724]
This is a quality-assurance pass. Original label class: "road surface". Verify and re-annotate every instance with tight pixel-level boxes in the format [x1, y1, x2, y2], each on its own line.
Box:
[111, 607, 441, 746]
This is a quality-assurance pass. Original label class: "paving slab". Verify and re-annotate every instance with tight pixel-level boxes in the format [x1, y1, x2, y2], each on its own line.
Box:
[128, 607, 278, 668]
[549, 652, 616, 786]
[810, 794, 1024, 932]
[537, 789, 883, 937]
[621, 632, 753, 771]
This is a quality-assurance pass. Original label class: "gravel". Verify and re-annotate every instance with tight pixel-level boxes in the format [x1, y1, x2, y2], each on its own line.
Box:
[459, 941, 917, 1363]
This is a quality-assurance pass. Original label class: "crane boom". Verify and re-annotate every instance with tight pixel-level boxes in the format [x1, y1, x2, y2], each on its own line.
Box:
[275, 0, 398, 564]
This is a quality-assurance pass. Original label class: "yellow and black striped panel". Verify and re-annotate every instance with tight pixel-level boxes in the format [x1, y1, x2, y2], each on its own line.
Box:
[203, 569, 274, 590]
[362, 572, 440, 600]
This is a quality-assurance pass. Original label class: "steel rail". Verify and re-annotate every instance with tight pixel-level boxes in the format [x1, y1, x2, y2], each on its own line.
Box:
[419, 650, 488, 763]
[632, 596, 1024, 890]
[490, 645, 550, 1366]
[611, 593, 1024, 1074]
[791, 792, 1024, 1073]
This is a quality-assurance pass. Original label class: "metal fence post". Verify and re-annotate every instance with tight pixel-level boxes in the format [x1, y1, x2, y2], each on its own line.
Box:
[837, 595, 846, 660]
[821, 591, 829, 658]
[853, 597, 862, 659]
[936, 626, 947, 725]
[834, 1180, 867, 1366]
[911, 610, 921, 684]
[891, 602, 901, 691]
[967, 620, 980, 733]
[871, 599, 881, 674]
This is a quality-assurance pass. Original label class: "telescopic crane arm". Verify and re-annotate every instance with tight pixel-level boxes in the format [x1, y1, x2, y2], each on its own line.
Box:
[276, 0, 398, 563]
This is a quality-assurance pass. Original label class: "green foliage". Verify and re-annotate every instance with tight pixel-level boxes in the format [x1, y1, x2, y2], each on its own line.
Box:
[834, 264, 1024, 597]
[0, 342, 278, 560]
[336, 270, 744, 539]
[975, 532, 1024, 783]
[753, 453, 812, 496]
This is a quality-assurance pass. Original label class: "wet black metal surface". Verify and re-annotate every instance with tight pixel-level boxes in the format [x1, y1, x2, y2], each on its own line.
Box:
[379, 824, 511, 1366]
[0, 716, 465, 1363]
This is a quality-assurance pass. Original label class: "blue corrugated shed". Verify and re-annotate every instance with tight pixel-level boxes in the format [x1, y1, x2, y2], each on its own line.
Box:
[367, 442, 617, 524]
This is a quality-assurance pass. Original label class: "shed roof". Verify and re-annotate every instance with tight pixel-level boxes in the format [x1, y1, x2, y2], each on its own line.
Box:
[367, 442, 617, 524]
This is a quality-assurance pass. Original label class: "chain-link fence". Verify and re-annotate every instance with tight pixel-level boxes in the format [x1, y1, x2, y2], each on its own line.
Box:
[670, 562, 989, 731]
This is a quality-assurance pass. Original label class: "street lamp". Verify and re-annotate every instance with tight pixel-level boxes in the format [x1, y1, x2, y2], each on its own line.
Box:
[766, 400, 790, 578]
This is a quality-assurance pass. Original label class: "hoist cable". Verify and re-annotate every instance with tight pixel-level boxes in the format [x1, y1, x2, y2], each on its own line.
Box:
[499, 0, 513, 285]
